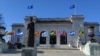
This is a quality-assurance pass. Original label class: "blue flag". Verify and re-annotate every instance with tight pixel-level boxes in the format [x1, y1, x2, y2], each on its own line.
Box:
[70, 5, 75, 9]
[16, 31, 23, 37]
[27, 5, 33, 9]
[69, 31, 75, 36]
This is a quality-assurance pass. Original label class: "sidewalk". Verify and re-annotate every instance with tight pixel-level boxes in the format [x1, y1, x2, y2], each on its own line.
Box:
[0, 48, 86, 56]
[38, 49, 86, 56]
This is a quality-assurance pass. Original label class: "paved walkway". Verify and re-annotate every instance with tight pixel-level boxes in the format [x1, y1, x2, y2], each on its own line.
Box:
[38, 49, 86, 56]
[0, 48, 87, 56]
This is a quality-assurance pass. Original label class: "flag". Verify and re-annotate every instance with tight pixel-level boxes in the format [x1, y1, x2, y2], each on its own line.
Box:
[16, 32, 23, 36]
[69, 31, 75, 36]
[50, 31, 56, 36]
[6, 31, 14, 35]
[41, 31, 48, 37]
[60, 30, 67, 37]
[35, 32, 40, 37]
[70, 5, 75, 9]
[27, 5, 33, 9]
[79, 30, 84, 36]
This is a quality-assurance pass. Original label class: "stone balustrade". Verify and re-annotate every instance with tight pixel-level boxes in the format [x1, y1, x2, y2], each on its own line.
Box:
[0, 42, 8, 53]
[22, 47, 37, 56]
[83, 42, 100, 56]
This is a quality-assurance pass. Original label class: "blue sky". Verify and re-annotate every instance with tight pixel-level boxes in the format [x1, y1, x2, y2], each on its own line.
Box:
[0, 0, 100, 31]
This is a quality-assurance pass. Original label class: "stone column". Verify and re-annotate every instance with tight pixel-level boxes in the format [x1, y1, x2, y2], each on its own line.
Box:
[57, 30, 60, 46]
[46, 31, 50, 47]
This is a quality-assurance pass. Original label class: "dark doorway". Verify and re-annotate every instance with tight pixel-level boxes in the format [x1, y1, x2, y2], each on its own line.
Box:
[40, 31, 47, 44]
[50, 31, 56, 44]
[60, 31, 67, 44]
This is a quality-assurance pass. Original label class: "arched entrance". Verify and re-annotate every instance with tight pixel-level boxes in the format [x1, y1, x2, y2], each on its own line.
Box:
[40, 31, 47, 44]
[60, 31, 67, 44]
[49, 31, 56, 44]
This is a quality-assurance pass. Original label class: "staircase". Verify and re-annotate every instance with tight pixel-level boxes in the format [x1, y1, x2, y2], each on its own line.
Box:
[37, 45, 78, 50]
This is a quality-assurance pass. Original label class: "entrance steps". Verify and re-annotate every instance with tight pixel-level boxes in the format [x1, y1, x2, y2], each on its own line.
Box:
[37, 45, 78, 50]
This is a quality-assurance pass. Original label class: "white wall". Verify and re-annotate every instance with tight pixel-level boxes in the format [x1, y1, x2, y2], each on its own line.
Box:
[35, 22, 72, 46]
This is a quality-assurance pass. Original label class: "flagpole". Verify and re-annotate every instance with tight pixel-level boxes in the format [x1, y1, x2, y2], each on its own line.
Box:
[70, 5, 77, 15]
[74, 6, 77, 15]
[31, 5, 34, 16]
[32, 6, 34, 16]
[73, 0, 77, 15]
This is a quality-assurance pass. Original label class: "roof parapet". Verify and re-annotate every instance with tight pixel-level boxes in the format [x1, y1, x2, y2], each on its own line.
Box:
[70, 15, 84, 20]
[84, 22, 99, 26]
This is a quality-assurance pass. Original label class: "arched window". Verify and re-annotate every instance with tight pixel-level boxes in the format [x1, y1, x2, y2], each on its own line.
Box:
[40, 31, 48, 44]
[50, 31, 57, 44]
[60, 30, 67, 44]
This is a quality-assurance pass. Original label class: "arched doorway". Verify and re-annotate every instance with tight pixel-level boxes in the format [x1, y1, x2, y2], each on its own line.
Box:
[60, 31, 67, 44]
[50, 31, 56, 44]
[40, 31, 47, 44]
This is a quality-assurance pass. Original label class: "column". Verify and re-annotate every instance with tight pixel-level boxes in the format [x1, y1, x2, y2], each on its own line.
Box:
[57, 30, 60, 46]
[46, 31, 50, 47]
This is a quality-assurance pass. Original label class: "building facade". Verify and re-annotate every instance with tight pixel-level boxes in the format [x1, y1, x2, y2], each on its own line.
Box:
[11, 15, 100, 48]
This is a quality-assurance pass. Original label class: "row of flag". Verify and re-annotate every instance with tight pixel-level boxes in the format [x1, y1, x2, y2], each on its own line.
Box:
[4, 30, 100, 37]
[3, 30, 84, 36]
[69, 30, 84, 36]
[35, 30, 84, 37]
[4, 31, 23, 36]
[5, 30, 74, 36]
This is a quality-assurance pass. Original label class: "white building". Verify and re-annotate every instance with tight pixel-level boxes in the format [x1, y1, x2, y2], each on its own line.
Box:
[11, 15, 100, 48]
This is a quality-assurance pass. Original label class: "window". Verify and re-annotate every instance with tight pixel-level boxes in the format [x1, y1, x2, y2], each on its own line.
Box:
[50, 31, 57, 44]
[60, 31, 67, 44]
[40, 31, 47, 44]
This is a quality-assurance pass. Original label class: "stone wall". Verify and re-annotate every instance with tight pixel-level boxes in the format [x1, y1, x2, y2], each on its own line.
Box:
[11, 24, 25, 44]
[35, 22, 72, 47]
